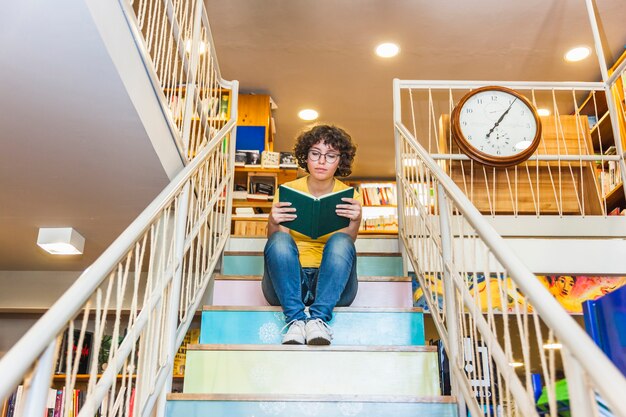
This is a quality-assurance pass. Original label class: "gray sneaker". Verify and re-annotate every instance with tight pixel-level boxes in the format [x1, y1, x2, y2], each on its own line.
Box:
[282, 320, 306, 344]
[305, 319, 333, 345]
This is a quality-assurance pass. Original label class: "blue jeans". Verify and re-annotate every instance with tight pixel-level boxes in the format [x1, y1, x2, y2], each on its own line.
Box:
[262, 231, 358, 323]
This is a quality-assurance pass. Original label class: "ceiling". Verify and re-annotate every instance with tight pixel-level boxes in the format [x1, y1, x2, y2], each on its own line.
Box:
[206, 0, 626, 179]
[2, 0, 626, 271]
[0, 1, 170, 270]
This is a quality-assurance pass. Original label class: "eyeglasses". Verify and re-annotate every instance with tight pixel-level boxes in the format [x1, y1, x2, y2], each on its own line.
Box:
[308, 150, 340, 163]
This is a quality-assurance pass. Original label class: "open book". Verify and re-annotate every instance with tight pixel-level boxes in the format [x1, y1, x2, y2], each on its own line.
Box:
[279, 185, 354, 239]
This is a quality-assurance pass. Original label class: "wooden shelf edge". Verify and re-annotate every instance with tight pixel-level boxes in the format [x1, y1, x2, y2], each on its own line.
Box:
[235, 166, 299, 173]
[358, 230, 398, 235]
[52, 374, 185, 381]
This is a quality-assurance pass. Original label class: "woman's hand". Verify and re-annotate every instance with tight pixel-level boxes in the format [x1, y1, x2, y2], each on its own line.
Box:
[268, 201, 296, 226]
[336, 198, 362, 223]
[267, 201, 296, 237]
[336, 197, 362, 241]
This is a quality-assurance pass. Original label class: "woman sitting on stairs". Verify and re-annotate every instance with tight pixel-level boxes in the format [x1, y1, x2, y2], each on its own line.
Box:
[263, 124, 363, 345]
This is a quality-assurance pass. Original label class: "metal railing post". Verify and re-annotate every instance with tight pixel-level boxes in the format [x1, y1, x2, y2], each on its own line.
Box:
[179, 0, 205, 156]
[155, 182, 191, 417]
[562, 346, 596, 417]
[393, 78, 409, 276]
[584, 0, 626, 205]
[436, 183, 467, 417]
[18, 341, 56, 417]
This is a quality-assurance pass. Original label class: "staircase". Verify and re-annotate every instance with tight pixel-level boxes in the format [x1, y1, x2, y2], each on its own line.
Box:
[165, 237, 459, 417]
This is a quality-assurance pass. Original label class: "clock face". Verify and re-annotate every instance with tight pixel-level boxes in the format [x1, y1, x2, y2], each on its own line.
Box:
[451, 86, 542, 167]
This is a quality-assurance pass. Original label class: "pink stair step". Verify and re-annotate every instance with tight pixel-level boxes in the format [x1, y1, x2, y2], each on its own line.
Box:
[212, 275, 413, 308]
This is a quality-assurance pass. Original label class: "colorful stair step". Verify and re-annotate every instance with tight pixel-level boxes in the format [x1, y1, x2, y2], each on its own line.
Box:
[200, 307, 425, 345]
[166, 394, 458, 417]
[212, 275, 412, 307]
[222, 253, 404, 276]
[183, 345, 440, 396]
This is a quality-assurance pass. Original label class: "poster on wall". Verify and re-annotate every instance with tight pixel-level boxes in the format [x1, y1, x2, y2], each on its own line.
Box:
[412, 273, 626, 314]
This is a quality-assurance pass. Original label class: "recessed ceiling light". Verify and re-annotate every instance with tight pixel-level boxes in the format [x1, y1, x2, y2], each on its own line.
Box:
[543, 342, 562, 350]
[298, 109, 319, 121]
[537, 108, 550, 117]
[37, 227, 85, 255]
[509, 361, 524, 368]
[565, 46, 591, 62]
[375, 43, 400, 58]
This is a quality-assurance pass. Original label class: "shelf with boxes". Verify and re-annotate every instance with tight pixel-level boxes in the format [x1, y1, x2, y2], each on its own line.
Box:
[231, 163, 299, 237]
[230, 93, 301, 237]
[577, 50, 626, 214]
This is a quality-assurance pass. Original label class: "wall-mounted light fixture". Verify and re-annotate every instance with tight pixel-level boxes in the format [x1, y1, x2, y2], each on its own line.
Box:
[37, 227, 85, 255]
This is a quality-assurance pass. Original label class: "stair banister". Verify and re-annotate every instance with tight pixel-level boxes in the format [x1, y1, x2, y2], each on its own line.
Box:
[395, 116, 626, 413]
[0, 112, 238, 415]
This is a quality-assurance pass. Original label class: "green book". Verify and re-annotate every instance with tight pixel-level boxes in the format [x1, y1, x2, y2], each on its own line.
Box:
[279, 185, 354, 239]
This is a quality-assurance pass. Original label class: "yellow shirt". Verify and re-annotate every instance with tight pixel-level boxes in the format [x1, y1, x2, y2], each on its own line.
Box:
[275, 176, 362, 268]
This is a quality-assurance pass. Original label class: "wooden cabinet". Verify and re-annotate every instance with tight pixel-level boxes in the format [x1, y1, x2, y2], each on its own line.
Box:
[237, 94, 275, 153]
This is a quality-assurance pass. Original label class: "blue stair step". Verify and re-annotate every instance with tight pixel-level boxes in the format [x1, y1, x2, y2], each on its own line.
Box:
[166, 394, 458, 417]
[200, 307, 425, 345]
[222, 252, 404, 276]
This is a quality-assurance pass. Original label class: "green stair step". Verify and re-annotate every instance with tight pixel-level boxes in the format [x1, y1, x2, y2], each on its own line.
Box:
[166, 394, 458, 417]
[200, 307, 425, 345]
[183, 345, 440, 396]
[222, 252, 404, 276]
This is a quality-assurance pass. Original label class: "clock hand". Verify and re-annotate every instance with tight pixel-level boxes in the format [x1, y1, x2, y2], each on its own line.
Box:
[486, 98, 517, 138]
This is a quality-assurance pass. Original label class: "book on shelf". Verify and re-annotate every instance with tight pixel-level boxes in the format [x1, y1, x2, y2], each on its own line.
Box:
[360, 184, 397, 206]
[234, 151, 247, 167]
[246, 193, 272, 202]
[45, 388, 56, 417]
[279, 185, 353, 239]
[219, 93, 230, 119]
[235, 207, 256, 216]
[56, 329, 94, 375]
[233, 183, 248, 200]
[173, 328, 200, 376]
[241, 149, 261, 167]
[261, 151, 280, 169]
[361, 215, 398, 232]
[279, 151, 298, 168]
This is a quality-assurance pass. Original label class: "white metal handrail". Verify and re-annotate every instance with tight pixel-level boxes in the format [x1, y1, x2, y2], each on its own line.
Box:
[394, 78, 626, 416]
[0, 0, 239, 416]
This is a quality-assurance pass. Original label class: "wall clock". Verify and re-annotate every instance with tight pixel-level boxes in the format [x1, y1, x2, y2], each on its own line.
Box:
[451, 86, 542, 167]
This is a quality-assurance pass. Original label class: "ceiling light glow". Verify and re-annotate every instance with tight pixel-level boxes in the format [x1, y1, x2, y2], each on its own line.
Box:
[37, 227, 85, 255]
[185, 40, 207, 55]
[375, 43, 400, 58]
[509, 361, 524, 368]
[565, 46, 591, 62]
[298, 109, 319, 121]
[537, 108, 550, 117]
[543, 342, 563, 350]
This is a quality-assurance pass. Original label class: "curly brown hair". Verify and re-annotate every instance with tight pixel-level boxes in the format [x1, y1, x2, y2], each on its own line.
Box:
[293, 125, 357, 177]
